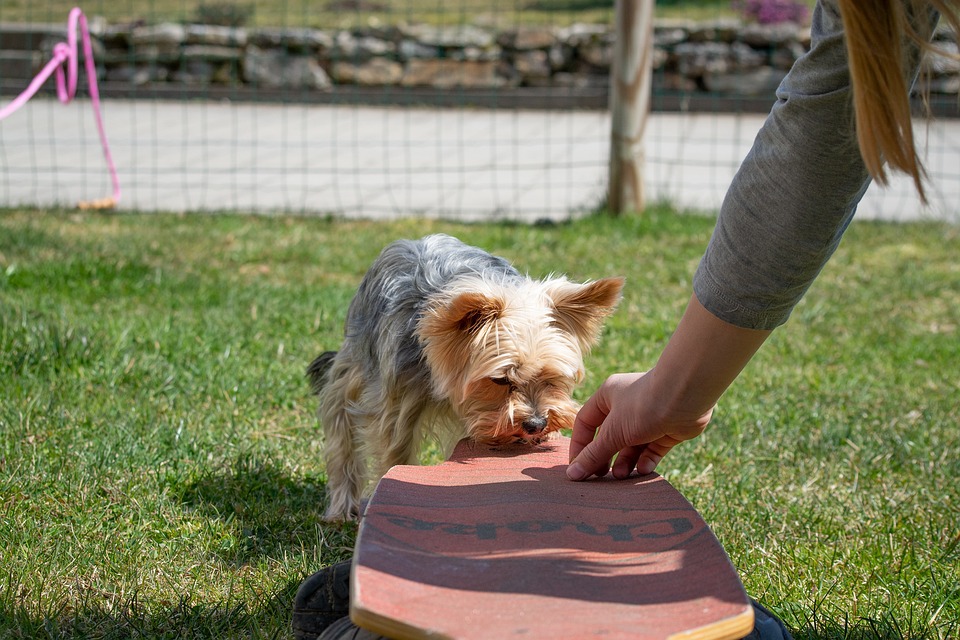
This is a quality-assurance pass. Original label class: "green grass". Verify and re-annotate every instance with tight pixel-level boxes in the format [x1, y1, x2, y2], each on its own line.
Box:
[1, 207, 958, 639]
[0, 0, 792, 28]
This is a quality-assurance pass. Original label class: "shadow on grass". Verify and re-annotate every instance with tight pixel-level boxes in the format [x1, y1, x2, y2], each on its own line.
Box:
[783, 624, 956, 640]
[172, 452, 355, 565]
[785, 605, 958, 640]
[0, 457, 357, 639]
[6, 596, 953, 639]
[0, 577, 305, 639]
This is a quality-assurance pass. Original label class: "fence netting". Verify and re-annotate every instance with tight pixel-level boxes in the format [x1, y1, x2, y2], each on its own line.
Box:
[1, 1, 957, 222]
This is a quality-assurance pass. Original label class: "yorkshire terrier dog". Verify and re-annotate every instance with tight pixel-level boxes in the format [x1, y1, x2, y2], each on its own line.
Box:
[309, 234, 623, 521]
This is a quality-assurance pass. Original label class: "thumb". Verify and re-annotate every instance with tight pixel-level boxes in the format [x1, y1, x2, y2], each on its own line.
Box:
[566, 432, 619, 481]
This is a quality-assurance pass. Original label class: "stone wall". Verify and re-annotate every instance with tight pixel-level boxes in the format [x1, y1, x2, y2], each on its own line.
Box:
[1, 17, 958, 105]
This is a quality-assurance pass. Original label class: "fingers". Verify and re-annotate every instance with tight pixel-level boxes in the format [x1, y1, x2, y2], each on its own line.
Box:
[568, 390, 607, 462]
[567, 392, 613, 481]
[635, 437, 681, 475]
[567, 372, 675, 482]
[611, 444, 644, 479]
[566, 441, 613, 481]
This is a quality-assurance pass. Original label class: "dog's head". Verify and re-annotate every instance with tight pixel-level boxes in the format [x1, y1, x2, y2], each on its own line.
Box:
[417, 275, 624, 443]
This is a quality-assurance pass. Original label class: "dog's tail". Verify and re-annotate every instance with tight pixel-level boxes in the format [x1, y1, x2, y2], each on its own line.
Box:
[306, 351, 338, 394]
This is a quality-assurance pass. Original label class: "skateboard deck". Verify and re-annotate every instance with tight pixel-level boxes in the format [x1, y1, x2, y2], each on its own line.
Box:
[351, 436, 754, 640]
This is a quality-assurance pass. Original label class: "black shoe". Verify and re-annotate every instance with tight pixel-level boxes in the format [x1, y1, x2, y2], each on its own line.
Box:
[317, 616, 386, 640]
[292, 560, 353, 640]
[743, 599, 793, 640]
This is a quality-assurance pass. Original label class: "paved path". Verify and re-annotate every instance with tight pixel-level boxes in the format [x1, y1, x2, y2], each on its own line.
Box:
[1, 98, 957, 222]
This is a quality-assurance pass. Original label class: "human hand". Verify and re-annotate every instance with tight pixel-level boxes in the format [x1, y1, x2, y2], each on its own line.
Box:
[566, 294, 770, 481]
[566, 371, 713, 481]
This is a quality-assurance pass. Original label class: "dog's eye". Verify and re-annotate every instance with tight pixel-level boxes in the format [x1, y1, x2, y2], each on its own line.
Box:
[490, 377, 511, 386]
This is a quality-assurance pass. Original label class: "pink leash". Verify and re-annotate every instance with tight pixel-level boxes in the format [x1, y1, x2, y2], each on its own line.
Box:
[0, 7, 121, 209]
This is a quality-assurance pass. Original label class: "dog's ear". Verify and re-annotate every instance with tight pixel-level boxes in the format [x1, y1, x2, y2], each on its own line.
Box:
[421, 292, 505, 337]
[546, 277, 624, 350]
[417, 292, 505, 365]
[417, 293, 505, 398]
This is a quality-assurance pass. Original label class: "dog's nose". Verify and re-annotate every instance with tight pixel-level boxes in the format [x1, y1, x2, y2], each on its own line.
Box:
[521, 415, 548, 434]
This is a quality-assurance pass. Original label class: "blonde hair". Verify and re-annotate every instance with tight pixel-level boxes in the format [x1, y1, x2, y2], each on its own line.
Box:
[837, 0, 960, 203]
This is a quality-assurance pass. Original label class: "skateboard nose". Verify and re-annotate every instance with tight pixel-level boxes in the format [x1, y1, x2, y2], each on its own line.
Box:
[521, 415, 548, 434]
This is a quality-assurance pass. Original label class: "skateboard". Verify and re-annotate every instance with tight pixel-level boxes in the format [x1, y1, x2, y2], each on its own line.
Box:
[351, 436, 754, 640]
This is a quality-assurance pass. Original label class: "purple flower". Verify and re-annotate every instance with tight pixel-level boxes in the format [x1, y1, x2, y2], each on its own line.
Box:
[732, 0, 810, 25]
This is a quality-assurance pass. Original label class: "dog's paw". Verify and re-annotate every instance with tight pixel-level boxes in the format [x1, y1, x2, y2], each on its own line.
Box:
[323, 497, 367, 523]
[322, 508, 357, 523]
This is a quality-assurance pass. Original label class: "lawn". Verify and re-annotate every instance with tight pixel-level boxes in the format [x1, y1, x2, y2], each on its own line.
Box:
[0, 0, 809, 28]
[0, 207, 958, 639]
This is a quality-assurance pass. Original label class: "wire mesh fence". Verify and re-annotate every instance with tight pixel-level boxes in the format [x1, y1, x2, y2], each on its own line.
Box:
[1, 1, 958, 222]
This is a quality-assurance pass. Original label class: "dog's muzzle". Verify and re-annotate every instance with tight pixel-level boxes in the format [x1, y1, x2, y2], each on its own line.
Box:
[521, 415, 549, 435]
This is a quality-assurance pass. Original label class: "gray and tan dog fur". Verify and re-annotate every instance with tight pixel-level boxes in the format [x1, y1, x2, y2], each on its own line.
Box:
[309, 234, 623, 521]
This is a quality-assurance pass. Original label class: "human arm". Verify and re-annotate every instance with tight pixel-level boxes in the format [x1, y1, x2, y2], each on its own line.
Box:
[568, 1, 873, 479]
[566, 293, 770, 480]
[567, 0, 937, 480]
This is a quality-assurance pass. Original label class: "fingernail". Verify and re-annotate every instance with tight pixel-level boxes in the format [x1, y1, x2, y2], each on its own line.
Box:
[566, 461, 587, 481]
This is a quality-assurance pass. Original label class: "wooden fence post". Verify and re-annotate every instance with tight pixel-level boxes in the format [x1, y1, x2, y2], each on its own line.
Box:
[608, 0, 654, 215]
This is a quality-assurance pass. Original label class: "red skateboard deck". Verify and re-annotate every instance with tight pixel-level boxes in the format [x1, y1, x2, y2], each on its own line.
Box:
[351, 436, 754, 640]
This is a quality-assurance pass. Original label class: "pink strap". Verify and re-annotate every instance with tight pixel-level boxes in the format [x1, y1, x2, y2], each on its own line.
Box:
[0, 7, 121, 208]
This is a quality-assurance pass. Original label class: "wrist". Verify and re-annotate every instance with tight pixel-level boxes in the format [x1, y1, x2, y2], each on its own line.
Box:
[644, 363, 716, 428]
[649, 294, 771, 423]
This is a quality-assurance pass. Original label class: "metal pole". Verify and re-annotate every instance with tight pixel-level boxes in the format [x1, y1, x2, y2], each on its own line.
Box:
[608, 0, 653, 215]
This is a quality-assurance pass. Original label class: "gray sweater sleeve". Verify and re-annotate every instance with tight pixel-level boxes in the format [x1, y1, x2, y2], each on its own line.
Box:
[692, 0, 927, 330]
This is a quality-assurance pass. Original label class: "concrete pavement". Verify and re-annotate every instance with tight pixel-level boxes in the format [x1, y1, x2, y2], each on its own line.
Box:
[1, 98, 957, 222]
